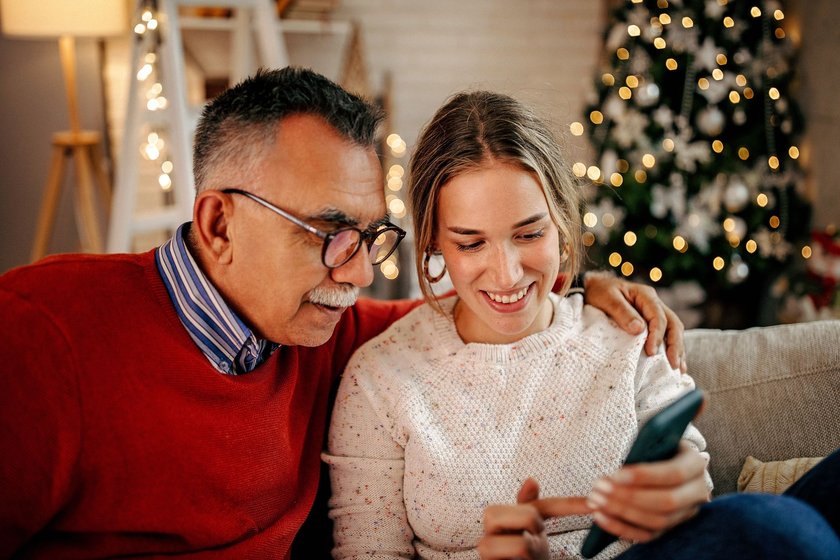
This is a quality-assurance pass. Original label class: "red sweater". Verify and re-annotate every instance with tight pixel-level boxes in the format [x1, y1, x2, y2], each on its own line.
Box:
[0, 251, 415, 559]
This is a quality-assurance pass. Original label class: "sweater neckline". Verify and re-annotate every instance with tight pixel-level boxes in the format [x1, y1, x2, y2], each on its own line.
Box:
[429, 293, 581, 363]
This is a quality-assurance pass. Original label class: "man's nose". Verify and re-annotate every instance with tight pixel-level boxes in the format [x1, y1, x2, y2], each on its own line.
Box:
[330, 244, 375, 288]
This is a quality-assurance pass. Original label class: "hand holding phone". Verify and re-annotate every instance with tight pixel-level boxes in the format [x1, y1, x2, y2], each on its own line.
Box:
[579, 389, 705, 558]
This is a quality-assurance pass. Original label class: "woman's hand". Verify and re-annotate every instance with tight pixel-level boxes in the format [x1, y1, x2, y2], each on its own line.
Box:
[582, 272, 687, 372]
[478, 478, 591, 560]
[585, 441, 710, 543]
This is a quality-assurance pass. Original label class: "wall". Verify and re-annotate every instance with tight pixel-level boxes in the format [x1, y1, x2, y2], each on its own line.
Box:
[0, 0, 838, 274]
[790, 0, 840, 229]
[0, 33, 108, 272]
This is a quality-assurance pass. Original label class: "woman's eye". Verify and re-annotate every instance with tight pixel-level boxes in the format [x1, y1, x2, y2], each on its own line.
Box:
[521, 229, 545, 241]
[456, 241, 483, 252]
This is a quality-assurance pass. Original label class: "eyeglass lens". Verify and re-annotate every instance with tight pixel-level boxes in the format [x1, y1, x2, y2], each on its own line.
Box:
[323, 227, 401, 268]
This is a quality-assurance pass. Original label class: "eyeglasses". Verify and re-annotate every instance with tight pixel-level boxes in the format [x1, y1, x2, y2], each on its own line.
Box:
[222, 188, 406, 269]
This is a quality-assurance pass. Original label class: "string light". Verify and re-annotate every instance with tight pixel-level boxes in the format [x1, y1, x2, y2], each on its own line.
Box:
[621, 262, 634, 276]
[666, 58, 678, 70]
[610, 172, 624, 186]
[723, 16, 734, 28]
[801, 245, 812, 258]
[570, 121, 584, 135]
[713, 257, 725, 270]
[649, 267, 663, 282]
[756, 193, 769, 207]
[659, 13, 672, 25]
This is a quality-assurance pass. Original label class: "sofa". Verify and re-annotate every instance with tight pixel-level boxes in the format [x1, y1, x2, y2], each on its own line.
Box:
[685, 319, 840, 495]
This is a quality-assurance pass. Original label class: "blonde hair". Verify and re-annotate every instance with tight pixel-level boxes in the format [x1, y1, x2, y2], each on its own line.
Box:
[408, 91, 582, 313]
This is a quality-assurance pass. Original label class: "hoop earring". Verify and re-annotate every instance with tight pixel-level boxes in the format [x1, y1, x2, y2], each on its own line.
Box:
[423, 250, 447, 284]
[559, 243, 570, 263]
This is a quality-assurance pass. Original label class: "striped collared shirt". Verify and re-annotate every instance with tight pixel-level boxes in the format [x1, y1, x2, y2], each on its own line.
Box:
[155, 223, 279, 375]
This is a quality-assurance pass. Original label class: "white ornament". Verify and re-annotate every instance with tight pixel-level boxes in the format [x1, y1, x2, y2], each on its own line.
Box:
[603, 94, 626, 120]
[727, 254, 750, 284]
[694, 37, 720, 72]
[696, 106, 726, 136]
[636, 83, 661, 107]
[724, 178, 750, 212]
[653, 106, 674, 129]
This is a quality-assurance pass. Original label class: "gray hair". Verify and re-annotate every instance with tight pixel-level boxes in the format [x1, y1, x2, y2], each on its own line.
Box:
[192, 66, 383, 192]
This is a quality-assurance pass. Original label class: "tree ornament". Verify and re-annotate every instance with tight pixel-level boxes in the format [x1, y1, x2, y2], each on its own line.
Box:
[696, 106, 726, 136]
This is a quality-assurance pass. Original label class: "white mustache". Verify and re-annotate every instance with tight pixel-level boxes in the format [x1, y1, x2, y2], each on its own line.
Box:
[308, 285, 359, 308]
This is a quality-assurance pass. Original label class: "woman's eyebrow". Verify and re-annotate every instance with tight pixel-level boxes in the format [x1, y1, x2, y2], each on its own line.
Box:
[447, 213, 548, 235]
[513, 213, 548, 228]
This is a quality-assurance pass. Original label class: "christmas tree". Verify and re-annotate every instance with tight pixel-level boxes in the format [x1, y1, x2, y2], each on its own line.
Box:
[578, 0, 811, 327]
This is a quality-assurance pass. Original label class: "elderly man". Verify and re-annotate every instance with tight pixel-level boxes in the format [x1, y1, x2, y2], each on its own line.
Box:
[0, 67, 684, 558]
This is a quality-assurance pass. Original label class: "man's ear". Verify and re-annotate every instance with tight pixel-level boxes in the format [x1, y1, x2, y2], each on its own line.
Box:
[193, 190, 234, 264]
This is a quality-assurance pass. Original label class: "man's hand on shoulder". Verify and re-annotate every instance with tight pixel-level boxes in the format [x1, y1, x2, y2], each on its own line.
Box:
[582, 271, 686, 372]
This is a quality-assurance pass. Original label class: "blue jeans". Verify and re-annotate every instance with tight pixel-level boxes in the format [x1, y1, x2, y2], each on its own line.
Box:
[616, 448, 840, 559]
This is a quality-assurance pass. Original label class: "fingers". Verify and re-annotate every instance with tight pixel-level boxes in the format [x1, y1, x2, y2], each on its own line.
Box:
[517, 477, 541, 503]
[619, 283, 667, 357]
[481, 496, 547, 560]
[583, 272, 645, 335]
[585, 443, 709, 541]
[662, 304, 687, 372]
[483, 503, 544, 536]
[477, 531, 545, 560]
[532, 496, 592, 518]
[612, 442, 707, 488]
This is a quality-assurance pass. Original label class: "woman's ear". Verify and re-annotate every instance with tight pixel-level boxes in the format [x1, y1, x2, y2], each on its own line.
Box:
[193, 190, 234, 264]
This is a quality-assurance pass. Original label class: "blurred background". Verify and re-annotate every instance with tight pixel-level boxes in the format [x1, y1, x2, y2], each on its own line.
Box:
[1, 0, 837, 328]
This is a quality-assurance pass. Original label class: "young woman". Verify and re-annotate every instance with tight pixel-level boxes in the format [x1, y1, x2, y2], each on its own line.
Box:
[324, 91, 839, 559]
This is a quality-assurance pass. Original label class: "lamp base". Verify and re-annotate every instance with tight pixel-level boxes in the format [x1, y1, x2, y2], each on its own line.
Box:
[31, 129, 111, 261]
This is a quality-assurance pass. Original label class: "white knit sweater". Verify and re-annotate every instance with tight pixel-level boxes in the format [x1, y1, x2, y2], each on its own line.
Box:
[324, 294, 709, 559]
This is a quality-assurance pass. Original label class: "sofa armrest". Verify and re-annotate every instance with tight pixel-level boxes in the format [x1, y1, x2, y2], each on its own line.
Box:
[685, 320, 840, 495]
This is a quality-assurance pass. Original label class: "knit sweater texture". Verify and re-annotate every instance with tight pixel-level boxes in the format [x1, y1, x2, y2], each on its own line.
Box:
[0, 251, 413, 559]
[325, 293, 709, 559]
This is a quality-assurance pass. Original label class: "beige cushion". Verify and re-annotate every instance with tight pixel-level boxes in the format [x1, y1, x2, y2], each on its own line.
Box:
[685, 320, 840, 495]
[737, 455, 823, 494]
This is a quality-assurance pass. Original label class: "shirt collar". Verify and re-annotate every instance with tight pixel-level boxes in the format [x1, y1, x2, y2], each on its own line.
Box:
[155, 223, 279, 375]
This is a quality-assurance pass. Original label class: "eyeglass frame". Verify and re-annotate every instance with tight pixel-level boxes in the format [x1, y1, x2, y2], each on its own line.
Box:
[221, 188, 406, 269]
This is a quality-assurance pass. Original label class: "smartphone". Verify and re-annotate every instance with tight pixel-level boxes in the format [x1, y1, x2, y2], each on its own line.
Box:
[579, 389, 705, 558]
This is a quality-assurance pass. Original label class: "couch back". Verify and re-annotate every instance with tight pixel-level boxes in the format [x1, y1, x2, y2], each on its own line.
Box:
[685, 320, 840, 495]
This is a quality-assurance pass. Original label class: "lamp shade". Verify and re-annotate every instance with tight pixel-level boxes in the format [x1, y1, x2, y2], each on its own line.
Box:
[1, 0, 127, 38]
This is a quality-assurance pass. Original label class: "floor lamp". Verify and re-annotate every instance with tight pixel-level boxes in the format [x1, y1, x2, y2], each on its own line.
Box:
[0, 0, 127, 261]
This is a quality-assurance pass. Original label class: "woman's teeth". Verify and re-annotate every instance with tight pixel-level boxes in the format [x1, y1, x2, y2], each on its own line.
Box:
[485, 286, 529, 304]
